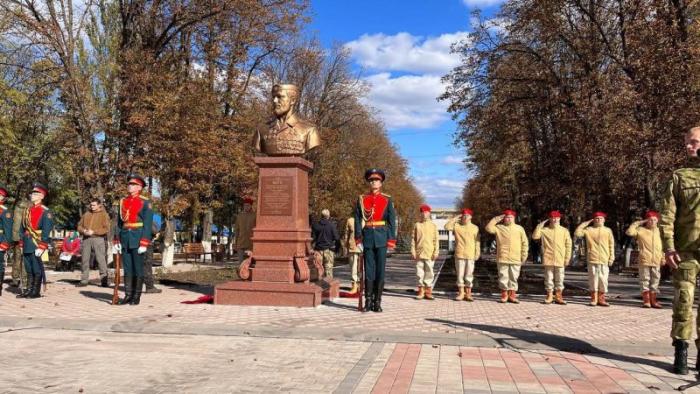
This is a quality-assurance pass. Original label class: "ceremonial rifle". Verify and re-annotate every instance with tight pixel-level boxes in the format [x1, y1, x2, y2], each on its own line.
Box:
[112, 252, 121, 305]
[358, 252, 365, 312]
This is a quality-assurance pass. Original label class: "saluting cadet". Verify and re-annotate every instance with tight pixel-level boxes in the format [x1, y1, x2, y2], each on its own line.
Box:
[354, 168, 397, 313]
[485, 210, 528, 304]
[444, 208, 480, 301]
[17, 183, 53, 299]
[575, 212, 615, 307]
[625, 211, 663, 308]
[412, 204, 439, 300]
[532, 210, 572, 305]
[0, 185, 13, 296]
[114, 174, 154, 306]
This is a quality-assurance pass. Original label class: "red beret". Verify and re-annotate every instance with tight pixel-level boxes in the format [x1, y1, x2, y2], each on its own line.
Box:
[503, 209, 516, 216]
[462, 208, 473, 216]
[549, 210, 562, 218]
[243, 197, 254, 204]
[419, 204, 431, 213]
[593, 211, 607, 218]
[645, 211, 659, 219]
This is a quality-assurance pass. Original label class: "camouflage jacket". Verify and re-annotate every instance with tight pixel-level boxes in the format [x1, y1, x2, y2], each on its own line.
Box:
[660, 159, 700, 253]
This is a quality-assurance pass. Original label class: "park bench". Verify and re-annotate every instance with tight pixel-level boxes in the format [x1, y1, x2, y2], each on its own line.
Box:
[182, 242, 214, 264]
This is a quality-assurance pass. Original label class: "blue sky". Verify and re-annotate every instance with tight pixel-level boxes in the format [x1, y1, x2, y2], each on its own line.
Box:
[309, 0, 504, 208]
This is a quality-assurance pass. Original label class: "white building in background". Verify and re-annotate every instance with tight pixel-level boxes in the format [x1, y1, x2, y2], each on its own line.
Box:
[430, 208, 461, 251]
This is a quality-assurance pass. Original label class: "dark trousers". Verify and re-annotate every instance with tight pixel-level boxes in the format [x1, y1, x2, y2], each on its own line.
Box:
[0, 250, 5, 279]
[122, 247, 145, 277]
[144, 246, 155, 287]
[23, 253, 44, 277]
[363, 247, 387, 282]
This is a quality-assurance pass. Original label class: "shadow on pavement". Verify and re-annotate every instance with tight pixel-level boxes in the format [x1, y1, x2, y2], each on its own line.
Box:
[427, 318, 672, 371]
[79, 290, 113, 304]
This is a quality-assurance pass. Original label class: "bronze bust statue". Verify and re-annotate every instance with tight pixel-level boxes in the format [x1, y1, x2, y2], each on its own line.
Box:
[253, 84, 321, 156]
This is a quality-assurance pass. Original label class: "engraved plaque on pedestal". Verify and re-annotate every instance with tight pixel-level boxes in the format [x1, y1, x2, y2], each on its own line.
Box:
[259, 176, 293, 216]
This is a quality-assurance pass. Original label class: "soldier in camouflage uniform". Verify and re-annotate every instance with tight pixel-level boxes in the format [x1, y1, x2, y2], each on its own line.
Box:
[660, 126, 700, 375]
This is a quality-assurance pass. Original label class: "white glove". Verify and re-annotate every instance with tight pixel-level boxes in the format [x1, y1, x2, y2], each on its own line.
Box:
[357, 243, 364, 253]
[114, 244, 122, 255]
[34, 248, 45, 257]
[137, 246, 147, 254]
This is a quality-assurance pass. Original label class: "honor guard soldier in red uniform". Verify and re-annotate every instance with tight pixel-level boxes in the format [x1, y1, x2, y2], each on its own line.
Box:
[354, 169, 397, 312]
[17, 183, 53, 299]
[0, 185, 13, 296]
[114, 175, 154, 305]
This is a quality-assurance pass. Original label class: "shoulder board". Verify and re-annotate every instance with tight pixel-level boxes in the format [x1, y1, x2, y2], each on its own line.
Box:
[0, 205, 6, 210]
[139, 195, 150, 201]
[381, 193, 391, 198]
[42, 205, 49, 211]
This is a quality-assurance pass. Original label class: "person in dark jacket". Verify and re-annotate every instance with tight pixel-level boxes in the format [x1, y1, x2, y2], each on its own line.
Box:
[312, 209, 339, 278]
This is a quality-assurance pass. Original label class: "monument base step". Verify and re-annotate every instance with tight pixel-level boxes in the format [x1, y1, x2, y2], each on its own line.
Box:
[214, 281, 323, 307]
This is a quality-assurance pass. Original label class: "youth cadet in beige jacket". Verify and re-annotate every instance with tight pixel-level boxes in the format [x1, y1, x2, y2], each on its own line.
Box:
[444, 208, 480, 301]
[625, 211, 664, 308]
[485, 209, 528, 304]
[411, 204, 439, 300]
[575, 211, 615, 307]
[532, 210, 572, 305]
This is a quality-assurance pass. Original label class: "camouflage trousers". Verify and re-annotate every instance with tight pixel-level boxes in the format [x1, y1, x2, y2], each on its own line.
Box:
[672, 253, 700, 343]
[10, 245, 25, 286]
[319, 249, 335, 278]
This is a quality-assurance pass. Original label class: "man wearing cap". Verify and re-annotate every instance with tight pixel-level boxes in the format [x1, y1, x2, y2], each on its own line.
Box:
[354, 168, 397, 312]
[17, 183, 53, 299]
[575, 212, 615, 307]
[76, 198, 111, 288]
[344, 217, 361, 294]
[114, 175, 153, 305]
[660, 126, 700, 374]
[253, 84, 321, 156]
[0, 186, 13, 296]
[626, 211, 664, 308]
[412, 204, 439, 300]
[234, 197, 256, 265]
[532, 211, 572, 305]
[486, 210, 528, 303]
[444, 208, 480, 301]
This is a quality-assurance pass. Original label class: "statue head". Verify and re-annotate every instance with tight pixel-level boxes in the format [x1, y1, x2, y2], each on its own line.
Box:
[272, 84, 299, 118]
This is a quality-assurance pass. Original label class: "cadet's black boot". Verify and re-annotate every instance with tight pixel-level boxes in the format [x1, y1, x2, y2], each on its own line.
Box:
[100, 276, 109, 288]
[119, 276, 133, 305]
[28, 274, 42, 298]
[373, 281, 384, 313]
[16, 274, 34, 298]
[364, 279, 374, 312]
[696, 348, 700, 371]
[673, 339, 689, 375]
[131, 277, 144, 305]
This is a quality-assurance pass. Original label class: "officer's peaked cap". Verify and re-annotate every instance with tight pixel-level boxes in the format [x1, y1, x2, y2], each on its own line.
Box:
[364, 168, 386, 181]
[127, 174, 146, 187]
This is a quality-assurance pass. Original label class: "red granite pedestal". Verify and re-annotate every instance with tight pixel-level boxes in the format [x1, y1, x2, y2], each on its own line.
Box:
[214, 156, 339, 307]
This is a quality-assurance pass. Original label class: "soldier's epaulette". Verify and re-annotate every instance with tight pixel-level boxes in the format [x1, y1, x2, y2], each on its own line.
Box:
[41, 205, 50, 211]
[0, 205, 6, 210]
[139, 195, 150, 201]
[381, 192, 391, 198]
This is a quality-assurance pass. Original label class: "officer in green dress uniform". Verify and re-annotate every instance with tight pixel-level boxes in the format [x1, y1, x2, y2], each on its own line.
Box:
[114, 174, 154, 305]
[354, 169, 397, 312]
[17, 183, 53, 299]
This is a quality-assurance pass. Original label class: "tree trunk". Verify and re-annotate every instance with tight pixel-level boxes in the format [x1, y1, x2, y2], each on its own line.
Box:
[161, 216, 176, 268]
[201, 208, 213, 262]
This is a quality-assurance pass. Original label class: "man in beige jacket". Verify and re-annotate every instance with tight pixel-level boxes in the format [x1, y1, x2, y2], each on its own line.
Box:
[485, 209, 529, 303]
[412, 204, 439, 300]
[344, 217, 361, 294]
[235, 197, 256, 264]
[444, 208, 480, 301]
[575, 211, 615, 306]
[532, 210, 572, 305]
[626, 211, 664, 308]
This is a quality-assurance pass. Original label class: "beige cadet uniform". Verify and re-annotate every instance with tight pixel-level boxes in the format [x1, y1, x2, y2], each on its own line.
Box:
[411, 219, 439, 288]
[345, 217, 361, 284]
[532, 223, 572, 291]
[626, 221, 663, 292]
[235, 211, 256, 264]
[444, 217, 480, 288]
[575, 224, 615, 292]
[485, 219, 529, 291]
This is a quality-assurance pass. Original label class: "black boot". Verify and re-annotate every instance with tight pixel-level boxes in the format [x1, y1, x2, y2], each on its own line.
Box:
[131, 277, 143, 305]
[119, 276, 133, 305]
[0, 271, 3, 296]
[16, 274, 34, 298]
[28, 274, 42, 298]
[100, 276, 109, 288]
[673, 339, 689, 375]
[373, 281, 384, 312]
[364, 279, 374, 312]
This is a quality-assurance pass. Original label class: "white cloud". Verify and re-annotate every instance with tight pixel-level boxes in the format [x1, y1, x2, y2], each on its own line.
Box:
[364, 73, 449, 129]
[345, 32, 470, 75]
[462, 0, 506, 7]
[413, 176, 466, 208]
[441, 155, 464, 165]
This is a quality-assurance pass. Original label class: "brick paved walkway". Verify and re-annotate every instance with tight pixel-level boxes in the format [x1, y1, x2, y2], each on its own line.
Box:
[0, 256, 694, 393]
